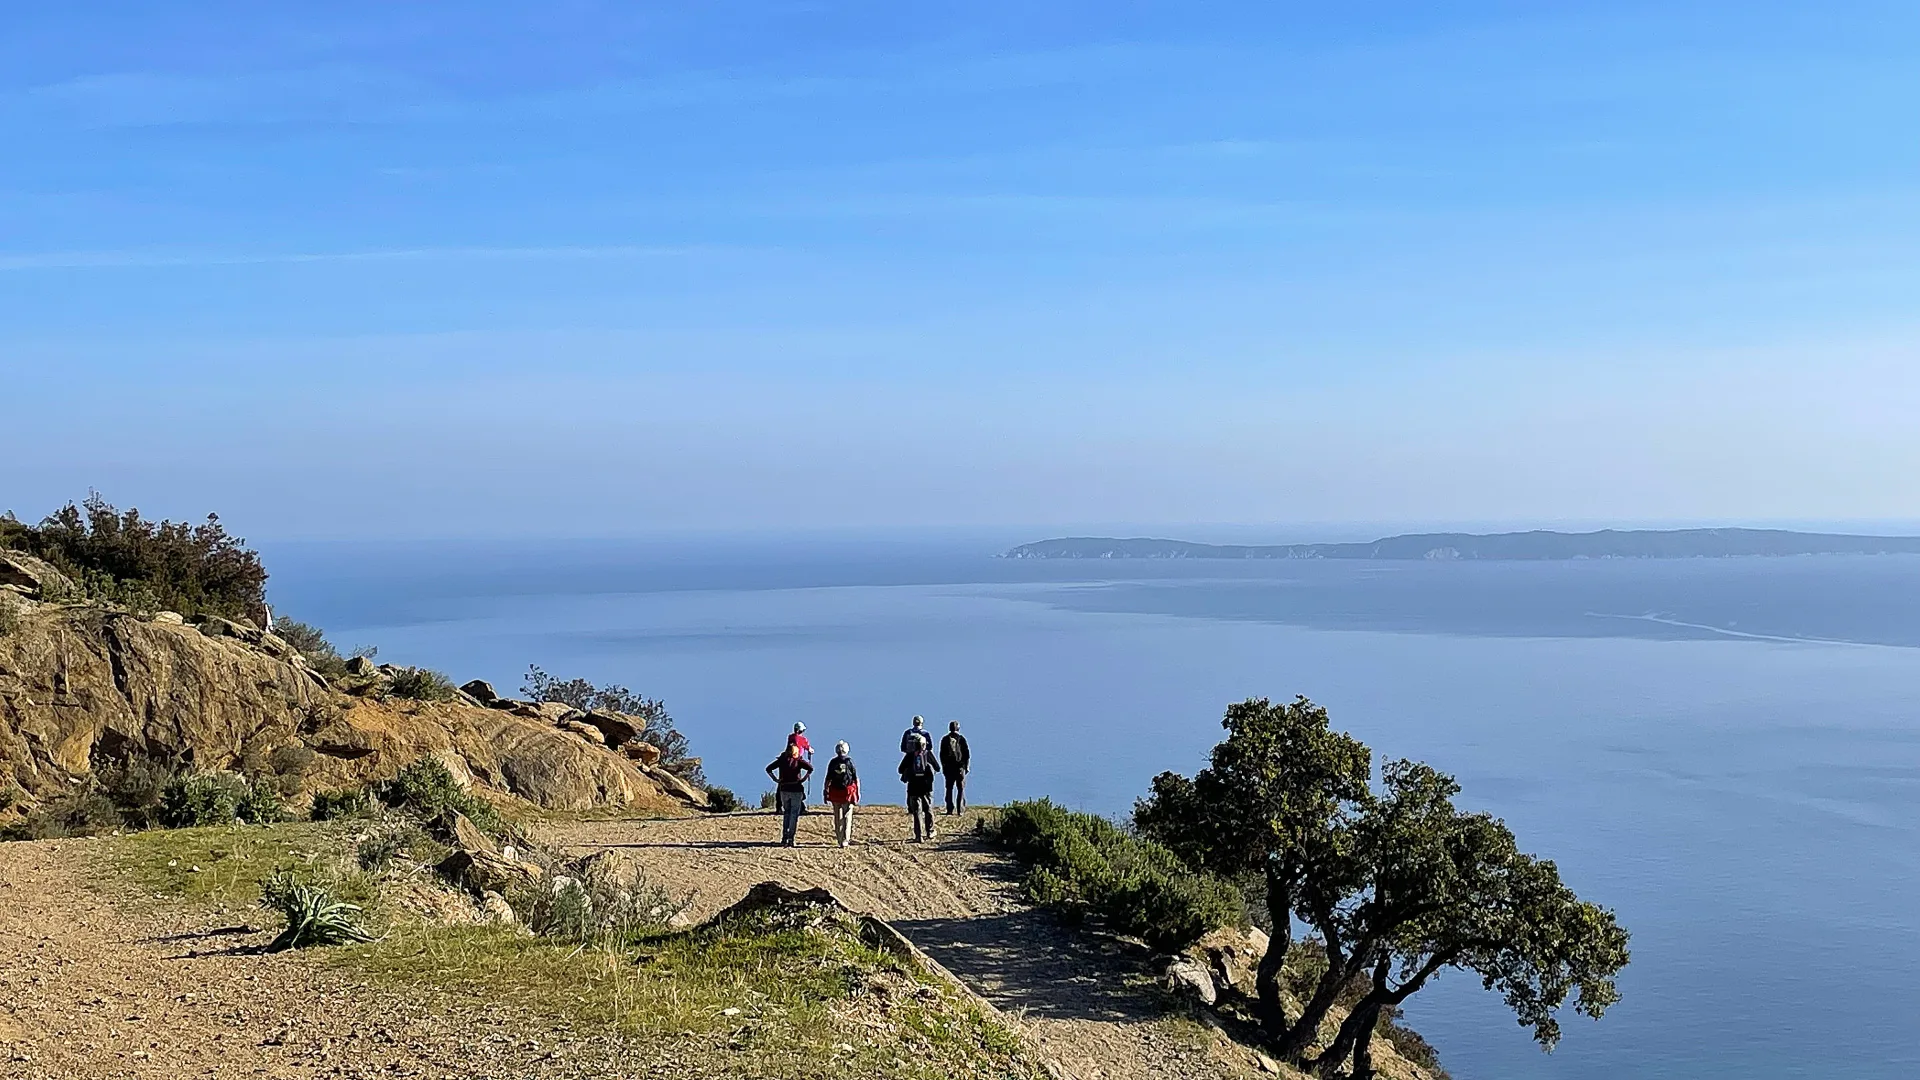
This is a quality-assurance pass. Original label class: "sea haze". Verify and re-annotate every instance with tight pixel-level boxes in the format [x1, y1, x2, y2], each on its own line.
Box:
[265, 538, 1920, 1080]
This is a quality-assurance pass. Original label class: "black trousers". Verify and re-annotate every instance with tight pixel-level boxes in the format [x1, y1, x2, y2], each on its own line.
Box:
[944, 770, 967, 814]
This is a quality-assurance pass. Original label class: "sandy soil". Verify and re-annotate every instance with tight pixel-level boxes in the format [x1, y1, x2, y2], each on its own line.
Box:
[0, 838, 688, 1080]
[540, 806, 1272, 1080]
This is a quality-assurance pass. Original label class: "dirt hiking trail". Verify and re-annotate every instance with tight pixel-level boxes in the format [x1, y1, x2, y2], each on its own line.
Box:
[541, 806, 1270, 1080]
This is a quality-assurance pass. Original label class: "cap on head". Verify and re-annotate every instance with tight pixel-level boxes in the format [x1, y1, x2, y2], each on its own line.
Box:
[911, 715, 924, 727]
[794, 722, 806, 733]
[835, 740, 850, 755]
[949, 721, 960, 731]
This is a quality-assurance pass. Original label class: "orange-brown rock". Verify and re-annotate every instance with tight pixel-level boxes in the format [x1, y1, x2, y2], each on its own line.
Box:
[0, 600, 689, 814]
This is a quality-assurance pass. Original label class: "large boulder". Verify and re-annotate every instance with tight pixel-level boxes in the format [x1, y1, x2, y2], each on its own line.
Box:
[0, 603, 691, 815]
[0, 554, 74, 600]
[460, 680, 501, 705]
[580, 710, 642, 748]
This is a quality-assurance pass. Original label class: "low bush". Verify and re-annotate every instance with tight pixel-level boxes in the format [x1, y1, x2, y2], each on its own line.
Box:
[387, 666, 457, 702]
[374, 757, 503, 836]
[759, 789, 780, 810]
[2, 790, 122, 840]
[310, 786, 374, 821]
[705, 786, 741, 813]
[94, 753, 182, 829]
[261, 873, 375, 951]
[0, 783, 23, 814]
[508, 858, 685, 942]
[980, 798, 1244, 952]
[356, 821, 436, 874]
[156, 771, 286, 828]
[3, 495, 267, 622]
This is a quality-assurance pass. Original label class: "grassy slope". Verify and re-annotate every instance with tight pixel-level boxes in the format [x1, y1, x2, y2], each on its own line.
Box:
[93, 822, 1040, 1080]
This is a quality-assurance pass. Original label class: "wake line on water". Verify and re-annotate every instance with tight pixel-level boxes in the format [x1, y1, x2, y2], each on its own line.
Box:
[1583, 612, 1905, 649]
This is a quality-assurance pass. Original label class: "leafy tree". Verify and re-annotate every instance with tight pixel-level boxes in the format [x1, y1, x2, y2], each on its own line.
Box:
[1134, 697, 1370, 1046]
[522, 665, 702, 784]
[1137, 700, 1629, 1077]
[1307, 761, 1629, 1079]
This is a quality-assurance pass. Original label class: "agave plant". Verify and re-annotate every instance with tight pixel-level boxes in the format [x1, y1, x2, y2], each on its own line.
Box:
[263, 876, 375, 951]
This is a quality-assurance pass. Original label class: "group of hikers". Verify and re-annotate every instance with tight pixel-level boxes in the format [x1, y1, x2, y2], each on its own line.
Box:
[762, 715, 971, 847]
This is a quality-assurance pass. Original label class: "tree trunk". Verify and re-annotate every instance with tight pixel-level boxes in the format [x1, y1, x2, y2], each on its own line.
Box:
[1315, 957, 1392, 1077]
[1255, 866, 1294, 1035]
[1351, 1010, 1380, 1080]
[1277, 962, 1351, 1060]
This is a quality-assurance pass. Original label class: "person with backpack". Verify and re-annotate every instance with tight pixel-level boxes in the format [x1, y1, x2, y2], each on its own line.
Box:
[822, 741, 860, 848]
[939, 720, 971, 815]
[900, 715, 931, 755]
[898, 736, 940, 842]
[791, 721, 814, 810]
[764, 736, 813, 847]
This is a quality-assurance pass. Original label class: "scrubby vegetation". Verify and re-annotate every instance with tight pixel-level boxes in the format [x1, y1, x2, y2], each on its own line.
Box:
[980, 799, 1245, 953]
[386, 665, 458, 702]
[0, 494, 267, 622]
[523, 665, 702, 783]
[309, 786, 375, 821]
[1, 755, 288, 839]
[704, 785, 741, 813]
[371, 757, 505, 836]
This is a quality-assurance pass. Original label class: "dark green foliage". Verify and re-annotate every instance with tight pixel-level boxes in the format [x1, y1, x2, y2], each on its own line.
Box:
[386, 666, 457, 702]
[94, 753, 184, 829]
[374, 757, 503, 836]
[309, 787, 374, 821]
[275, 618, 348, 677]
[981, 799, 1244, 952]
[3, 495, 267, 621]
[1136, 697, 1629, 1080]
[522, 665, 703, 784]
[705, 786, 741, 813]
[0, 783, 23, 814]
[356, 821, 435, 873]
[155, 771, 288, 828]
[261, 874, 375, 950]
[506, 856, 684, 941]
[759, 789, 780, 810]
[0, 790, 122, 840]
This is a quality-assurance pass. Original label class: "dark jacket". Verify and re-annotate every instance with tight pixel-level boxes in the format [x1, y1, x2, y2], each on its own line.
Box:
[901, 727, 931, 754]
[939, 732, 970, 773]
[824, 754, 858, 792]
[899, 747, 939, 791]
[765, 753, 813, 793]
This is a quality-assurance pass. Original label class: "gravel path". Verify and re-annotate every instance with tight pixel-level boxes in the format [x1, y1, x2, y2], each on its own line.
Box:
[540, 807, 1270, 1080]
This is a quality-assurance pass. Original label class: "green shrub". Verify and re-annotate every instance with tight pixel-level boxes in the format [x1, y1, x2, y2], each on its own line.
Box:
[7, 495, 266, 621]
[374, 757, 502, 835]
[980, 799, 1244, 952]
[261, 874, 374, 950]
[237, 779, 290, 824]
[94, 753, 183, 828]
[759, 789, 780, 810]
[0, 782, 23, 814]
[387, 666, 456, 702]
[2, 790, 122, 840]
[705, 786, 741, 813]
[310, 787, 374, 821]
[507, 857, 685, 942]
[158, 772, 249, 827]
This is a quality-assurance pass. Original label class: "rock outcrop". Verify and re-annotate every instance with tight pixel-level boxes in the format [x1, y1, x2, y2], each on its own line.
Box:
[0, 598, 698, 814]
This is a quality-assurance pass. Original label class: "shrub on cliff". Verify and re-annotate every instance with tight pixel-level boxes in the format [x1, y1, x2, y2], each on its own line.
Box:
[373, 757, 503, 835]
[980, 798, 1243, 952]
[158, 771, 288, 827]
[386, 666, 457, 702]
[0, 790, 122, 840]
[522, 665, 703, 784]
[1, 495, 267, 622]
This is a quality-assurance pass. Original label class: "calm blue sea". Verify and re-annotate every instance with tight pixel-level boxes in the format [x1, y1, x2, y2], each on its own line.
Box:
[265, 537, 1920, 1080]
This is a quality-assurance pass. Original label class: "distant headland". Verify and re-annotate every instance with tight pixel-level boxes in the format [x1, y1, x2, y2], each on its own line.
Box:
[1002, 528, 1920, 561]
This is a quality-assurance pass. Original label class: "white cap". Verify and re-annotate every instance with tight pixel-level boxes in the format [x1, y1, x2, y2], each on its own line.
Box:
[794, 722, 806, 732]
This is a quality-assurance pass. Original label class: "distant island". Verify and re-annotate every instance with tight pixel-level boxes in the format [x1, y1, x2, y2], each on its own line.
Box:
[1002, 528, 1920, 561]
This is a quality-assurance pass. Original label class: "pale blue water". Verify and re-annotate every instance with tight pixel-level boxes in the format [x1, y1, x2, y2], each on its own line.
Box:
[266, 538, 1920, 1080]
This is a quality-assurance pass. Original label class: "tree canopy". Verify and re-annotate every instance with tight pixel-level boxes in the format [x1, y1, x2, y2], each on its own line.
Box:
[2, 494, 267, 621]
[1135, 698, 1629, 1079]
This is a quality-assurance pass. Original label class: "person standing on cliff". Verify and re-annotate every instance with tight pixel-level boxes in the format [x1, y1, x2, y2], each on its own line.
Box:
[791, 722, 814, 810]
[939, 721, 970, 815]
[900, 715, 930, 755]
[898, 736, 940, 842]
[823, 741, 860, 848]
[764, 738, 813, 847]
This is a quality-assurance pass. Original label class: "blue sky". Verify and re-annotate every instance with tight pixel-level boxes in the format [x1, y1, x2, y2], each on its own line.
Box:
[4, 2, 1918, 537]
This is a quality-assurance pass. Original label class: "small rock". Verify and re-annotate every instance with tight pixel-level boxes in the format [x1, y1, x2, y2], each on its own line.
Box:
[1255, 1051, 1283, 1073]
[478, 891, 517, 925]
[345, 656, 378, 677]
[151, 611, 185, 625]
[1162, 956, 1218, 1006]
